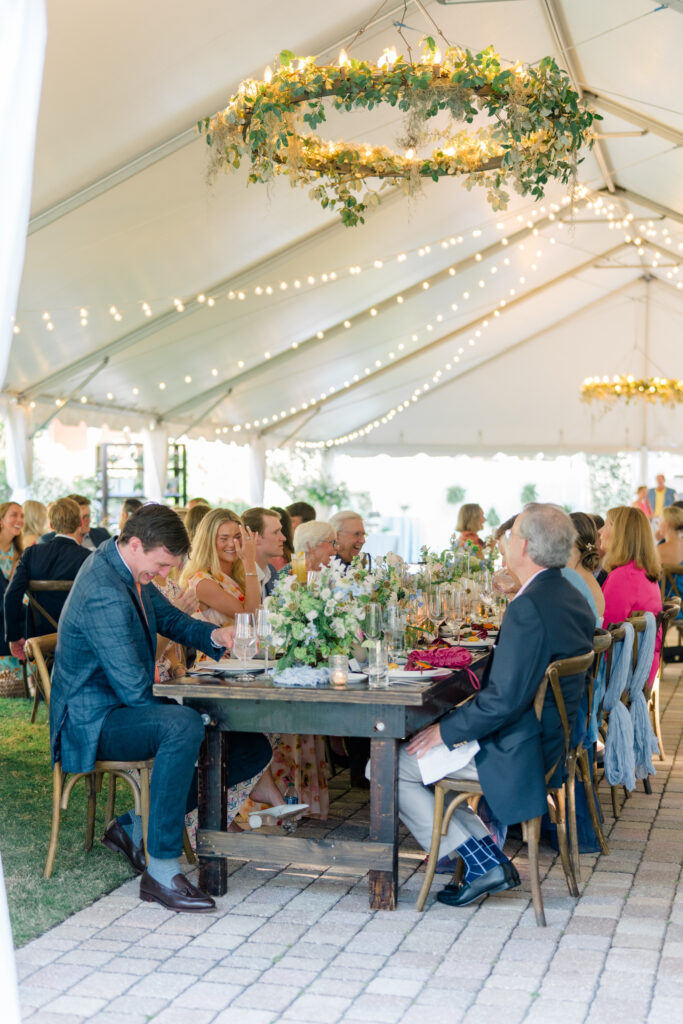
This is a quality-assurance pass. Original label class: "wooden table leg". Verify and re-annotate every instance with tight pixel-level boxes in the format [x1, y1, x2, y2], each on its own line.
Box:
[198, 727, 228, 896]
[369, 736, 398, 910]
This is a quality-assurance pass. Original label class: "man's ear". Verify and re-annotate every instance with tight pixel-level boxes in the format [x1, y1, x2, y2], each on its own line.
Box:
[128, 536, 142, 555]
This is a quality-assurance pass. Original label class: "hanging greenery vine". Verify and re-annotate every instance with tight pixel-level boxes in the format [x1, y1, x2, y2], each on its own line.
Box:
[199, 42, 598, 227]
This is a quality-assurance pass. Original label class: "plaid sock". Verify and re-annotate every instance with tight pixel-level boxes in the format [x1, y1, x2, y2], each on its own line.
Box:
[456, 835, 508, 883]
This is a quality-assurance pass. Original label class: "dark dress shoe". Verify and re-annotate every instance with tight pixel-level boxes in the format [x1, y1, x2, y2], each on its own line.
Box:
[140, 871, 216, 913]
[436, 861, 520, 907]
[102, 819, 146, 874]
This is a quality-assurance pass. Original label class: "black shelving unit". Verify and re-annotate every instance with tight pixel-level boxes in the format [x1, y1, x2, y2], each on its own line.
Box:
[96, 442, 187, 522]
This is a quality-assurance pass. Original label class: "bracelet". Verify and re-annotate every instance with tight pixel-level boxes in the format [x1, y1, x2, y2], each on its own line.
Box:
[245, 572, 257, 576]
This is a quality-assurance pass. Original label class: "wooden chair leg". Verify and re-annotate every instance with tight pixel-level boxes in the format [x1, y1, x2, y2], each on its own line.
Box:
[611, 785, 621, 819]
[577, 749, 610, 855]
[44, 764, 64, 879]
[652, 687, 665, 760]
[523, 816, 546, 927]
[553, 790, 579, 897]
[415, 782, 446, 912]
[105, 774, 117, 826]
[30, 687, 41, 724]
[84, 773, 97, 851]
[565, 758, 580, 883]
[183, 828, 197, 865]
[139, 766, 151, 867]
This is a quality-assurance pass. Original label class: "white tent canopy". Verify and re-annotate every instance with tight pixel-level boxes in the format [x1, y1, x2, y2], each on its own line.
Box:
[4, 0, 683, 466]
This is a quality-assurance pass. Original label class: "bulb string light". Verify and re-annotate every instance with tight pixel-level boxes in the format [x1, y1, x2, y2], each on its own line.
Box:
[8, 197, 563, 336]
[13, 193, 680, 338]
[209, 240, 626, 441]
[32, 232, 657, 425]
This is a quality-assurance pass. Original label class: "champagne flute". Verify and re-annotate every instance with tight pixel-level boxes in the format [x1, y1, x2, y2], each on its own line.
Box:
[427, 584, 445, 631]
[447, 587, 465, 642]
[256, 607, 272, 675]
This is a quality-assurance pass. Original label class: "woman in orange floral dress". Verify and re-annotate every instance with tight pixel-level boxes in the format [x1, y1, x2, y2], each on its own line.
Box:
[181, 508, 328, 819]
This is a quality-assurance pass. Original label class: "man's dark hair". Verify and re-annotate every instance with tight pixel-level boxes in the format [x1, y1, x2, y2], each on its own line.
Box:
[119, 503, 190, 555]
[67, 493, 90, 506]
[121, 497, 144, 516]
[243, 507, 280, 536]
[286, 501, 316, 523]
[590, 513, 605, 530]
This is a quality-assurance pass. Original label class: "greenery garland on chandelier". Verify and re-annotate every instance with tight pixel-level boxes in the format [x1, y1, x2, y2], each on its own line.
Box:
[199, 41, 598, 226]
[581, 376, 683, 406]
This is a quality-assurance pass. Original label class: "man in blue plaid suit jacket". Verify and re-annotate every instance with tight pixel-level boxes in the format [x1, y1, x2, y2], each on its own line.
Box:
[50, 504, 237, 912]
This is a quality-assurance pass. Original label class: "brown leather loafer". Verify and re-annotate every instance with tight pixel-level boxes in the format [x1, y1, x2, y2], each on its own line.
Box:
[102, 819, 146, 874]
[140, 871, 216, 913]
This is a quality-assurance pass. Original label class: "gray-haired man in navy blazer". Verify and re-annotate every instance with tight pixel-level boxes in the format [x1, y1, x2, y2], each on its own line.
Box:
[400, 504, 595, 907]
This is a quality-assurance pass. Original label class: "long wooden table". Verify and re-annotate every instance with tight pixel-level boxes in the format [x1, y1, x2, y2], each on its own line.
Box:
[154, 670, 478, 910]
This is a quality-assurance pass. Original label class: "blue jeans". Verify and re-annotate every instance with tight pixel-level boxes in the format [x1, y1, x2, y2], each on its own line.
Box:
[96, 702, 204, 859]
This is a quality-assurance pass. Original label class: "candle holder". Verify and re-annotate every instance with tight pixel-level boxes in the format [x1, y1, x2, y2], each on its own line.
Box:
[329, 654, 349, 688]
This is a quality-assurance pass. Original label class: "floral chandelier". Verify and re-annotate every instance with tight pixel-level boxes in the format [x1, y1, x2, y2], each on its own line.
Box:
[581, 376, 683, 406]
[200, 42, 598, 226]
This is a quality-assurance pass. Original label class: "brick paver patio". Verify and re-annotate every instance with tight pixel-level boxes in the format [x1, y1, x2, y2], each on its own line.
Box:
[16, 662, 683, 1024]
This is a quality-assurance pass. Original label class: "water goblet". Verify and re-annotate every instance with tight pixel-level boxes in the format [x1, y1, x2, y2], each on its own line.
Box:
[364, 602, 383, 640]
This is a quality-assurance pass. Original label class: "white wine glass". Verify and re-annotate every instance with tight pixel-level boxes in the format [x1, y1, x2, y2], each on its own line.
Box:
[233, 612, 257, 680]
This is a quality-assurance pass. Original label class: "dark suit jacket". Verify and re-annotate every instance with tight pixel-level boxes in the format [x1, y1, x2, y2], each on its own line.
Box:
[50, 538, 224, 773]
[439, 568, 595, 824]
[3, 537, 92, 642]
[40, 526, 110, 548]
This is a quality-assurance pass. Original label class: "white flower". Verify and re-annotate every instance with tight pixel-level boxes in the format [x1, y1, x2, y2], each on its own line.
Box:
[305, 609, 318, 621]
[320, 587, 332, 600]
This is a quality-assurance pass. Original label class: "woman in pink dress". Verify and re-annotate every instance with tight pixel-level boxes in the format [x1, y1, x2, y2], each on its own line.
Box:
[600, 506, 662, 684]
[631, 486, 653, 520]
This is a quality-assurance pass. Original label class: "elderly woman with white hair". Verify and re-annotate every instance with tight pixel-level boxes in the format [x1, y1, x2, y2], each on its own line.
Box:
[293, 521, 336, 571]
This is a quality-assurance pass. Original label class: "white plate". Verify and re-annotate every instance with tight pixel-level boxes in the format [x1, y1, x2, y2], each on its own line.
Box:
[456, 637, 495, 648]
[190, 660, 266, 676]
[388, 667, 452, 681]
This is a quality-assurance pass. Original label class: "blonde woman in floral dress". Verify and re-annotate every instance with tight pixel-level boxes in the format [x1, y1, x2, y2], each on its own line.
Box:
[180, 509, 288, 825]
[182, 509, 328, 819]
[0, 502, 25, 692]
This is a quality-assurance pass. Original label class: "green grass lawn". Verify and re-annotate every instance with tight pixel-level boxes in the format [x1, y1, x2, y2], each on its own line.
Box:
[0, 698, 135, 947]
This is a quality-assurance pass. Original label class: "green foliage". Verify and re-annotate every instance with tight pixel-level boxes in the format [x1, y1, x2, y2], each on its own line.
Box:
[0, 700, 133, 947]
[216, 497, 250, 515]
[586, 454, 632, 517]
[268, 451, 371, 517]
[486, 507, 500, 528]
[520, 483, 538, 504]
[446, 485, 466, 505]
[202, 46, 598, 226]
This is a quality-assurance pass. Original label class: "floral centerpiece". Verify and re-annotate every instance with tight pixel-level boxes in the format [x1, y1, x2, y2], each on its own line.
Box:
[267, 559, 374, 668]
[417, 539, 496, 587]
[371, 552, 407, 608]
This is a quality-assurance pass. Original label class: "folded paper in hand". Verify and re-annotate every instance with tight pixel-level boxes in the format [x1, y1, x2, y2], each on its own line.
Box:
[418, 740, 480, 786]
